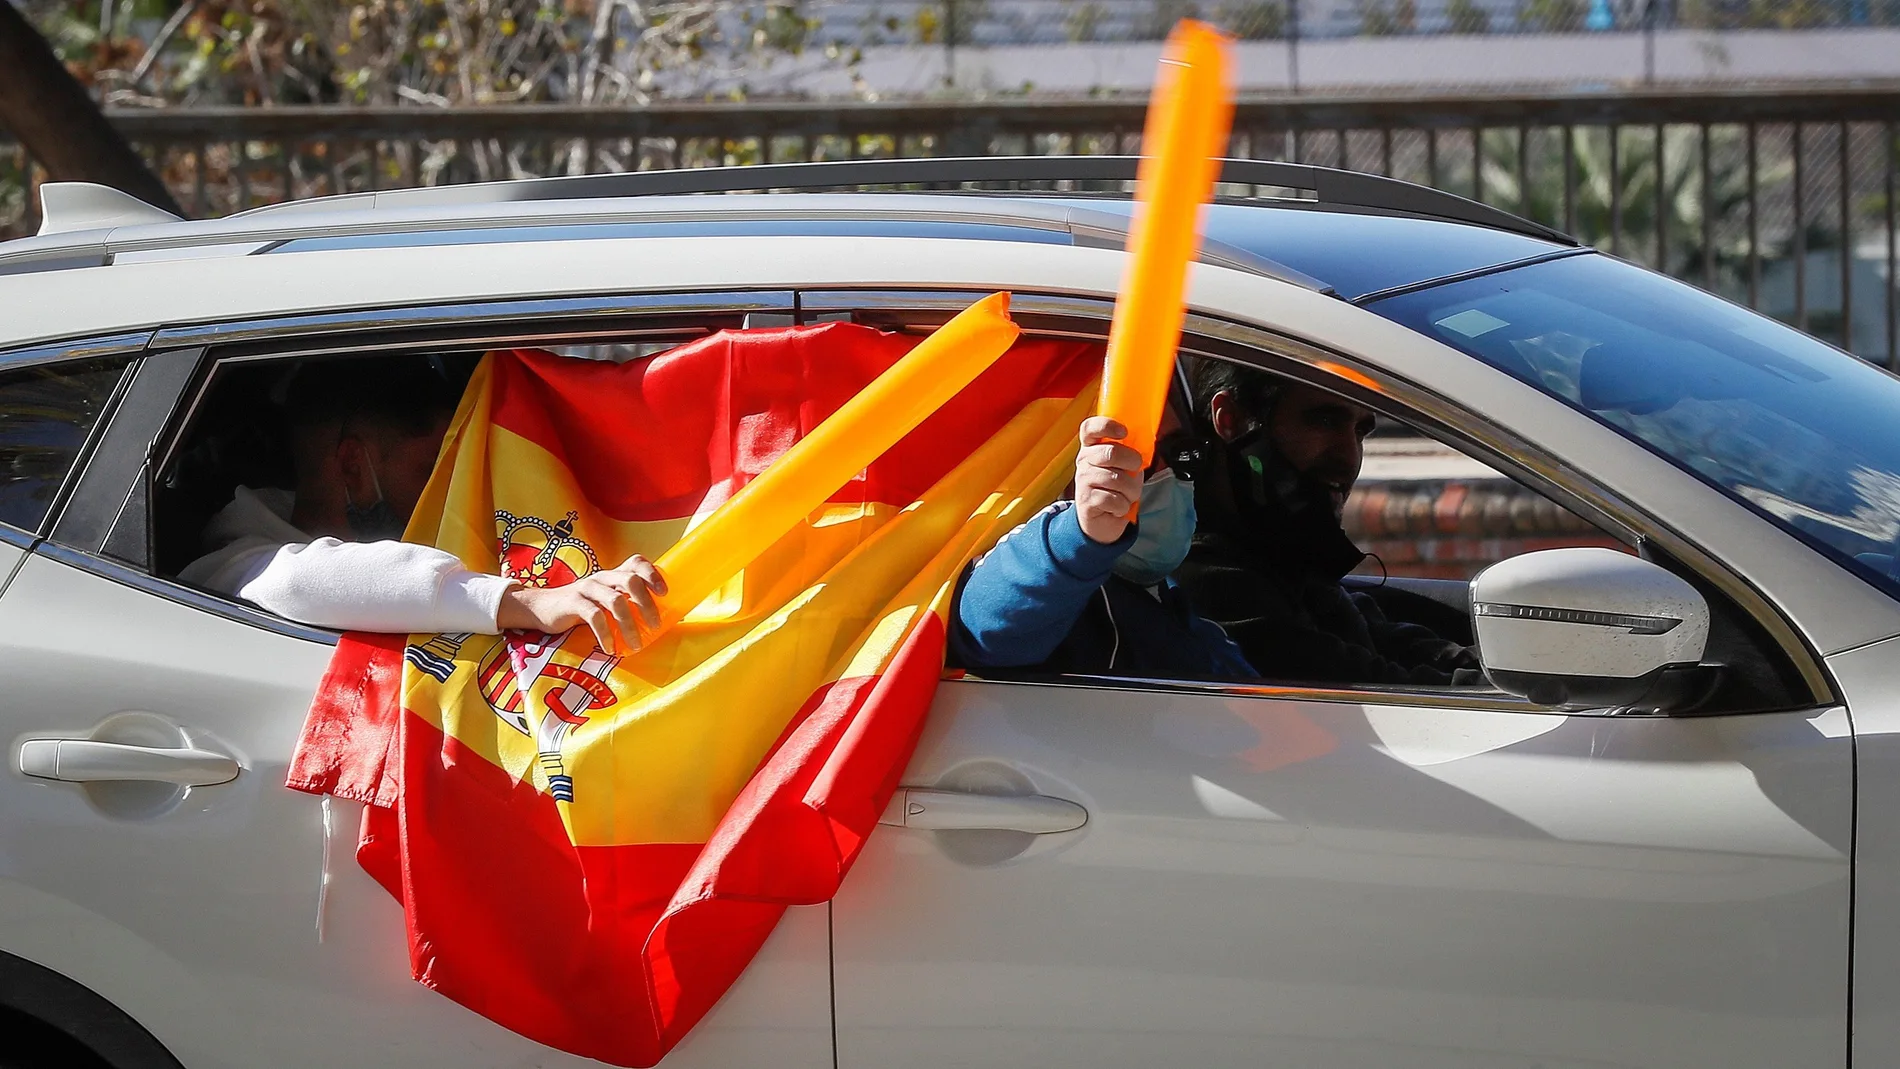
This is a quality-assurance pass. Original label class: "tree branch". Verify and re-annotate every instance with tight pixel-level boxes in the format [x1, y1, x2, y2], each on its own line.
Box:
[131, 0, 202, 91]
[0, 1, 182, 215]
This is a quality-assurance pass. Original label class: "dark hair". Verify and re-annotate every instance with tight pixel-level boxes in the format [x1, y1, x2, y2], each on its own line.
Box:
[285, 355, 463, 439]
[1189, 357, 1283, 426]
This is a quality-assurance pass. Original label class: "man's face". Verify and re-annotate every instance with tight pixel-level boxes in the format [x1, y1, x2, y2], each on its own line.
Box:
[338, 414, 451, 529]
[1264, 383, 1377, 516]
[368, 416, 453, 524]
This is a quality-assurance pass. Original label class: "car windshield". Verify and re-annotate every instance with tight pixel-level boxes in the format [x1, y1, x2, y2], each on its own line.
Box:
[1368, 251, 1900, 604]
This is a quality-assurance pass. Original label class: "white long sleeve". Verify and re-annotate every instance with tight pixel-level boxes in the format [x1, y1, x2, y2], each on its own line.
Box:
[233, 538, 511, 634]
[177, 486, 511, 634]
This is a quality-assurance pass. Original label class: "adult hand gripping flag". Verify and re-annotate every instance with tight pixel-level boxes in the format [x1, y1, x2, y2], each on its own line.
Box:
[285, 312, 1101, 1066]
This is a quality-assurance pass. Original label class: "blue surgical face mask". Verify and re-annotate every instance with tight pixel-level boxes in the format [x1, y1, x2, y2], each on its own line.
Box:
[1112, 467, 1196, 587]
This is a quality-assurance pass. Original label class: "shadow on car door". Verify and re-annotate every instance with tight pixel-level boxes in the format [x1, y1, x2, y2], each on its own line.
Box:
[832, 675, 1850, 1069]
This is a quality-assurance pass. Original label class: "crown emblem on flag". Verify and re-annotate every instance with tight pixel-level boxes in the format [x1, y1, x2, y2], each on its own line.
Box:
[479, 509, 620, 803]
[495, 509, 600, 589]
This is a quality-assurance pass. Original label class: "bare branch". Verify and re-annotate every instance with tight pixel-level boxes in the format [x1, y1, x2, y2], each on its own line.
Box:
[130, 0, 200, 92]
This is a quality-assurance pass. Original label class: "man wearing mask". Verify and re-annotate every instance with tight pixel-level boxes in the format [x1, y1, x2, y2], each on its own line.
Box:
[1178, 361, 1480, 686]
[180, 356, 666, 653]
[948, 406, 1253, 680]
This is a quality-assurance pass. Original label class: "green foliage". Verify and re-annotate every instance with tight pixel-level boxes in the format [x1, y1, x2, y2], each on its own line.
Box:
[741, 4, 818, 55]
[1063, 0, 1107, 41]
[912, 0, 989, 45]
[1476, 125, 1794, 293]
[20, 0, 853, 109]
[1144, 0, 1202, 40]
[1355, 0, 1416, 35]
[1445, 0, 1490, 33]
[1676, 0, 1843, 28]
[0, 149, 28, 236]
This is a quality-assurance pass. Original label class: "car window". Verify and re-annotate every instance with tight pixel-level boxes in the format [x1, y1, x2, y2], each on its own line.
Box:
[1344, 420, 1623, 583]
[1367, 251, 1900, 608]
[1149, 353, 1803, 712]
[1170, 355, 1623, 692]
[148, 330, 714, 614]
[0, 355, 132, 536]
[154, 350, 481, 585]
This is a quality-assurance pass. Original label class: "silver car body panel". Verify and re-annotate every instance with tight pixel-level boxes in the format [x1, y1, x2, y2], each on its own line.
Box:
[1831, 633, 1900, 1069]
[0, 194, 1323, 292]
[0, 547, 833, 1069]
[0, 220, 1887, 1067]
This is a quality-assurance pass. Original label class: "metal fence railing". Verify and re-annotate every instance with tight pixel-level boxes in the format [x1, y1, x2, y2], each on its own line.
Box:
[812, 0, 1900, 46]
[3, 86, 1897, 365]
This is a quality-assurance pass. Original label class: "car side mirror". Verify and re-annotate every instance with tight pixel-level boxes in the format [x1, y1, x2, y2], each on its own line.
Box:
[1470, 548, 1714, 711]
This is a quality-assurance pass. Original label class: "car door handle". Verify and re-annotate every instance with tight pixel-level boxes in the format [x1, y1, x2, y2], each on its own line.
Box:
[879, 788, 1087, 834]
[17, 739, 240, 787]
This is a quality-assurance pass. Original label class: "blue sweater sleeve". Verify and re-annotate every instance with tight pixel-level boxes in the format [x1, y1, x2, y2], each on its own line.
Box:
[949, 503, 1135, 668]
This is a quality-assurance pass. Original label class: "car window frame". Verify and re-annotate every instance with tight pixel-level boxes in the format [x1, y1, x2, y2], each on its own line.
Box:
[50, 346, 206, 565]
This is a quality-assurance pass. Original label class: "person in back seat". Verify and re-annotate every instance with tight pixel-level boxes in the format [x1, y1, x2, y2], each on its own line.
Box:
[179, 356, 665, 651]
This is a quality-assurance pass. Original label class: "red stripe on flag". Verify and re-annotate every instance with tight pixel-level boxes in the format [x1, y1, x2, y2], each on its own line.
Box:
[285, 632, 406, 808]
[642, 612, 949, 1047]
[360, 711, 699, 1067]
[488, 329, 1098, 522]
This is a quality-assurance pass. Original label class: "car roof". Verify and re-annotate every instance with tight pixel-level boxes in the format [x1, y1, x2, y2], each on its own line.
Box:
[1034, 198, 1568, 302]
[0, 156, 1575, 314]
[244, 195, 1569, 301]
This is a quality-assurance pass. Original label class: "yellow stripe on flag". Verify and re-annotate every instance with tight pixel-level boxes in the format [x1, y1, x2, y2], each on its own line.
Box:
[401, 354, 1097, 848]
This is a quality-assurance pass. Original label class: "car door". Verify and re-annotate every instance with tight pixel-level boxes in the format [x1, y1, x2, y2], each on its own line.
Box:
[829, 327, 1852, 1069]
[0, 291, 833, 1069]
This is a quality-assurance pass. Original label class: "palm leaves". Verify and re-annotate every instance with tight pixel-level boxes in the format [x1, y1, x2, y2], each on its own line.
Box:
[1476, 125, 1792, 298]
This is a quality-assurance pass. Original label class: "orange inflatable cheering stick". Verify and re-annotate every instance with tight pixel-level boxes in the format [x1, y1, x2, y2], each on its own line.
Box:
[650, 292, 1022, 631]
[1098, 20, 1235, 471]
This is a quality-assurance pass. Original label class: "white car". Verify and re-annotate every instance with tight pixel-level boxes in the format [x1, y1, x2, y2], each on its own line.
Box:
[0, 157, 1895, 1069]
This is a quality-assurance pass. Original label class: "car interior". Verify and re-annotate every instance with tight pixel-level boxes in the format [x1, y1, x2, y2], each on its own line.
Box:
[151, 351, 483, 581]
[140, 332, 1811, 716]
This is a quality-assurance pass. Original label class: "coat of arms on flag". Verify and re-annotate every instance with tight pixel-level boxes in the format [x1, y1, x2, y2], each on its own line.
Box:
[286, 312, 1101, 1066]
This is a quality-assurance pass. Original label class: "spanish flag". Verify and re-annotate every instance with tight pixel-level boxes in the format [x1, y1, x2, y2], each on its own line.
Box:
[286, 318, 1100, 1066]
